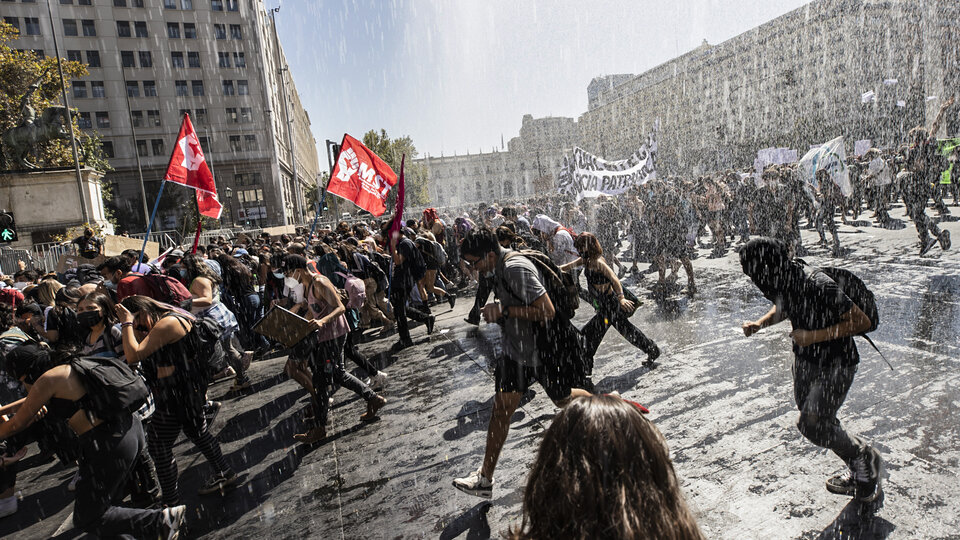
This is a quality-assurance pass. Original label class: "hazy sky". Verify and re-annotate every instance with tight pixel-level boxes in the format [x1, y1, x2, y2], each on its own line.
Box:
[268, 0, 811, 163]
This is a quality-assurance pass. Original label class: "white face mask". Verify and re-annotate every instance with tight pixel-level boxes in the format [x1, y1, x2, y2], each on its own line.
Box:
[284, 275, 300, 290]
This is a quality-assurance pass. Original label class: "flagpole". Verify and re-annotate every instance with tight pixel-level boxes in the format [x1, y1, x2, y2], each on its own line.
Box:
[137, 180, 166, 266]
[307, 173, 333, 240]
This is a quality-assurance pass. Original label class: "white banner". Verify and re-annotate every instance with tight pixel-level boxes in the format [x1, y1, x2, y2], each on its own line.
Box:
[557, 135, 657, 200]
[799, 136, 852, 197]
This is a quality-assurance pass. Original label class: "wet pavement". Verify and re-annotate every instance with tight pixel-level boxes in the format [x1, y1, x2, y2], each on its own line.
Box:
[2, 203, 959, 539]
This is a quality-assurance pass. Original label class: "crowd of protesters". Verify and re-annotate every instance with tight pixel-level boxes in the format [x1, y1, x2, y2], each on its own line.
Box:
[0, 104, 955, 537]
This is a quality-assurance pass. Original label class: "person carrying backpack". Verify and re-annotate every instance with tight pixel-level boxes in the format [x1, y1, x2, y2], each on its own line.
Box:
[117, 296, 239, 506]
[739, 238, 883, 505]
[380, 219, 435, 352]
[0, 342, 185, 539]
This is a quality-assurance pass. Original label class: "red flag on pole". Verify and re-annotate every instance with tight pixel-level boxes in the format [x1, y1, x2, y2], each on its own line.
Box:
[327, 134, 398, 216]
[390, 154, 405, 237]
[164, 114, 222, 219]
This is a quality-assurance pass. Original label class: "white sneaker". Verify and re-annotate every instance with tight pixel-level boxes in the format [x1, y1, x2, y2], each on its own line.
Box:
[452, 469, 493, 499]
[67, 470, 80, 492]
[0, 495, 17, 518]
[368, 371, 388, 391]
[160, 504, 187, 539]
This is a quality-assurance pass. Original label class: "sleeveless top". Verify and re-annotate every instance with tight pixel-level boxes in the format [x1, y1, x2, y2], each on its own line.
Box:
[189, 278, 221, 315]
[307, 281, 349, 343]
[584, 264, 611, 291]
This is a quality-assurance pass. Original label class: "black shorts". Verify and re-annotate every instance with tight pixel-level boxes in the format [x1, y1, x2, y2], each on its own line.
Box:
[494, 355, 573, 402]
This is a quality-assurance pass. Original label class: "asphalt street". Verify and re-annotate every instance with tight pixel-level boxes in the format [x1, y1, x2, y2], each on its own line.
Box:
[2, 203, 959, 539]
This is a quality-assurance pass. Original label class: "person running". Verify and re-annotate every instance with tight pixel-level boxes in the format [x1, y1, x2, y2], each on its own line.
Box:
[561, 233, 660, 371]
[904, 96, 955, 255]
[117, 296, 239, 505]
[0, 343, 185, 539]
[739, 238, 882, 504]
[452, 228, 592, 499]
[380, 219, 435, 352]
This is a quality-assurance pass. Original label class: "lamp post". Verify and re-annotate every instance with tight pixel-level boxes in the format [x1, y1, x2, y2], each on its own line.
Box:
[224, 187, 233, 229]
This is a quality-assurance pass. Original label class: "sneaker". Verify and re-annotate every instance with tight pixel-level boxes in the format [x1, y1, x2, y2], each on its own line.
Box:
[920, 236, 938, 255]
[240, 351, 254, 371]
[390, 339, 413, 353]
[939, 230, 951, 251]
[212, 366, 236, 382]
[447, 294, 457, 309]
[377, 321, 396, 338]
[464, 315, 480, 326]
[159, 504, 187, 539]
[452, 469, 493, 499]
[293, 426, 326, 444]
[425, 315, 436, 334]
[367, 371, 388, 392]
[197, 470, 239, 496]
[643, 344, 661, 366]
[229, 377, 252, 393]
[67, 470, 80, 492]
[0, 495, 17, 518]
[203, 401, 222, 423]
[853, 446, 883, 502]
[826, 469, 856, 496]
[360, 395, 387, 423]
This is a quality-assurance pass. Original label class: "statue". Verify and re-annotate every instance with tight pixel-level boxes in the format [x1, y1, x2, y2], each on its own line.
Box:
[0, 70, 74, 170]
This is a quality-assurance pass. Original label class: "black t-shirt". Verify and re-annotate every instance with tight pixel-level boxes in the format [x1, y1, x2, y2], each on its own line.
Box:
[73, 235, 101, 259]
[778, 265, 858, 366]
[394, 237, 419, 289]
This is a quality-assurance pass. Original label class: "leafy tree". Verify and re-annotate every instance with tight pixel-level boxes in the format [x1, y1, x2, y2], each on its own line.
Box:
[0, 22, 110, 170]
[361, 129, 430, 210]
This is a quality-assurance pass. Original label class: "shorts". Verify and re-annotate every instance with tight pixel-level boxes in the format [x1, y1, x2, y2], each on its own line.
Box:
[494, 355, 573, 402]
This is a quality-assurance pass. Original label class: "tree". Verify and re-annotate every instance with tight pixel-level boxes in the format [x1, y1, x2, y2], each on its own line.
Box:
[0, 22, 110, 170]
[361, 129, 430, 210]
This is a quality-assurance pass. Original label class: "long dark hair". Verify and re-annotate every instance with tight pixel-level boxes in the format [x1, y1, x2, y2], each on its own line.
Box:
[508, 395, 704, 540]
[120, 295, 181, 324]
[181, 254, 221, 286]
[215, 253, 254, 292]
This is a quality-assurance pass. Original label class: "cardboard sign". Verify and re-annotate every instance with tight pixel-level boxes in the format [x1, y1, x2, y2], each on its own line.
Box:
[261, 225, 297, 237]
[104, 235, 160, 260]
[57, 252, 105, 274]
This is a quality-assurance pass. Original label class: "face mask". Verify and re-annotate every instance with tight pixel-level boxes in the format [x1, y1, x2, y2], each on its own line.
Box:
[179, 269, 187, 280]
[104, 280, 117, 291]
[272, 271, 285, 280]
[77, 311, 102, 329]
[284, 276, 300, 289]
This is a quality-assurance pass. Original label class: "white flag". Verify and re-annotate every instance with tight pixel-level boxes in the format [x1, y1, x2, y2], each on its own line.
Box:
[798, 136, 852, 197]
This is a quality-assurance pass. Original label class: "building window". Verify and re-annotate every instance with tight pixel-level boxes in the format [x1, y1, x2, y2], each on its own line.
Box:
[187, 51, 200, 67]
[132, 0, 144, 6]
[72, 81, 86, 98]
[226, 0, 238, 11]
[237, 80, 248, 95]
[90, 81, 104, 97]
[114, 0, 126, 6]
[59, 0, 72, 4]
[244, 135, 256, 150]
[171, 51, 184, 67]
[78, 0, 91, 4]
[179, 109, 190, 119]
[96, 111, 110, 129]
[67, 50, 82, 63]
[63, 19, 78, 36]
[211, 0, 223, 11]
[77, 112, 91, 129]
[136, 139, 148, 157]
[175, 80, 187, 96]
[229, 136, 241, 152]
[151, 139, 165, 156]
[134, 21, 148, 37]
[121, 51, 135, 67]
[214, 24, 226, 40]
[166, 23, 180, 38]
[81, 19, 96, 36]
[191, 80, 204, 96]
[233, 52, 245, 68]
[163, 0, 176, 8]
[229, 24, 241, 39]
[3, 18, 18, 32]
[198, 136, 209, 149]
[218, 52, 230, 68]
[24, 17, 40, 35]
[117, 21, 131, 37]
[101, 141, 114, 158]
[147, 110, 160, 126]
[225, 107, 238, 123]
[194, 108, 206, 123]
[143, 80, 157, 96]
[181, 0, 192, 9]
[126, 81, 139, 97]
[131, 110, 143, 127]
[138, 51, 152, 67]
[183, 23, 196, 39]
[86, 50, 100, 67]
[240, 107, 252, 122]
[222, 80, 234, 95]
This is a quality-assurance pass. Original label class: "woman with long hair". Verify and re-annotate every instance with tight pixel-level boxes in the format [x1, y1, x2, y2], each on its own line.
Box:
[181, 254, 252, 391]
[508, 395, 704, 540]
[215, 253, 269, 352]
[561, 232, 660, 369]
[117, 295, 238, 505]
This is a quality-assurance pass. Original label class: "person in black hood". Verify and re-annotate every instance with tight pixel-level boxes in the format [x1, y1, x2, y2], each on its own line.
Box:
[739, 238, 883, 504]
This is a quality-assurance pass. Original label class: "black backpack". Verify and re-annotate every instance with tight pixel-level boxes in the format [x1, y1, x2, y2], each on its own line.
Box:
[815, 266, 891, 370]
[404, 239, 427, 282]
[72, 355, 150, 420]
[501, 250, 580, 320]
[169, 313, 226, 382]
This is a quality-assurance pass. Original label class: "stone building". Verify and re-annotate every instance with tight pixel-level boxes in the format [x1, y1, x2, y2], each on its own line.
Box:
[3, 0, 319, 231]
[578, 0, 960, 175]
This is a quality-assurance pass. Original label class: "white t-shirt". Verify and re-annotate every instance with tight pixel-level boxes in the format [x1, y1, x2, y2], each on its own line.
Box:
[550, 230, 579, 266]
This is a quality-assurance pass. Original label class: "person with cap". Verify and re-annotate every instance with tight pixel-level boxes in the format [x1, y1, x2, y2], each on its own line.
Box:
[530, 215, 578, 267]
[0, 342, 186, 538]
[278, 254, 386, 444]
[739, 237, 883, 505]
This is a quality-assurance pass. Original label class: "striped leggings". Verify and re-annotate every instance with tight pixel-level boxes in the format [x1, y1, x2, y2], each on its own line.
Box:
[147, 395, 230, 505]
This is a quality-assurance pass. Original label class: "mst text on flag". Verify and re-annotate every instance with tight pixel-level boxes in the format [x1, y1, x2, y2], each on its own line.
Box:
[327, 134, 398, 216]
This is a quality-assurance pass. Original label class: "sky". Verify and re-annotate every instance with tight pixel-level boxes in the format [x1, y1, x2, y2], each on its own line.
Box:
[268, 0, 812, 164]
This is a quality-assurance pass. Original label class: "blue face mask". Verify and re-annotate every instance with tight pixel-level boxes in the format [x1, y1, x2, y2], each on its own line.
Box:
[272, 271, 284, 280]
[179, 269, 187, 280]
[104, 280, 116, 290]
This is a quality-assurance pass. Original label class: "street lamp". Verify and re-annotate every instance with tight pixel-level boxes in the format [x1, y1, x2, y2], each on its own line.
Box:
[224, 187, 233, 229]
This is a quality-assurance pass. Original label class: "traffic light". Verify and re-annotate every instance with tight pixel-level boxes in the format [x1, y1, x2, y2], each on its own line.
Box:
[0, 212, 17, 243]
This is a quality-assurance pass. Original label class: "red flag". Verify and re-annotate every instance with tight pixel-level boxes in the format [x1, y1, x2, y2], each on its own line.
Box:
[327, 134, 397, 216]
[164, 114, 222, 219]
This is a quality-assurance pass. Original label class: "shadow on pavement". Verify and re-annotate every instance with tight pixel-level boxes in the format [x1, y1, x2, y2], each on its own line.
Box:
[0, 479, 74, 538]
[443, 391, 535, 442]
[439, 501, 493, 540]
[816, 496, 895, 539]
